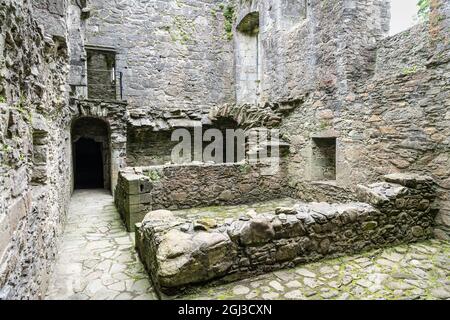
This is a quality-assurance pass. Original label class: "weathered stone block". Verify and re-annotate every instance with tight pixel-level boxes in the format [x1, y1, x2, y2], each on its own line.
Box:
[121, 173, 152, 195]
[138, 212, 237, 293]
[12, 167, 28, 197]
[8, 193, 30, 234]
[384, 173, 434, 188]
[239, 217, 275, 246]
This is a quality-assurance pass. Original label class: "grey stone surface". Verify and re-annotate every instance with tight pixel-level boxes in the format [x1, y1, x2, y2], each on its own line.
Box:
[46, 190, 156, 300]
[85, 0, 234, 112]
[136, 175, 437, 295]
[0, 0, 72, 300]
[0, 0, 449, 300]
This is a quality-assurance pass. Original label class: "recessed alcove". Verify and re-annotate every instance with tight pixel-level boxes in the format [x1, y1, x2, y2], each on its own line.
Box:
[236, 12, 261, 105]
[311, 137, 337, 181]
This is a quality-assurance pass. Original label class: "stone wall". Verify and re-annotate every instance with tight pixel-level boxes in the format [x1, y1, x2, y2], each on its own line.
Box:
[374, 23, 430, 78]
[32, 0, 68, 38]
[126, 129, 176, 167]
[136, 174, 437, 295]
[115, 162, 292, 231]
[429, 0, 450, 63]
[80, 0, 449, 240]
[233, 0, 389, 105]
[85, 0, 235, 113]
[0, 0, 73, 299]
[126, 116, 245, 167]
[270, 3, 450, 239]
[67, 0, 89, 98]
[85, 0, 450, 242]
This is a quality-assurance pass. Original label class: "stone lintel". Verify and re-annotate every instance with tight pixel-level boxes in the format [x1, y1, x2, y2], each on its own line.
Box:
[310, 129, 339, 139]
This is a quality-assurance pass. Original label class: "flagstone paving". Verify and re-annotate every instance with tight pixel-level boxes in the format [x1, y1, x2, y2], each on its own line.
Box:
[46, 190, 156, 300]
[46, 190, 450, 300]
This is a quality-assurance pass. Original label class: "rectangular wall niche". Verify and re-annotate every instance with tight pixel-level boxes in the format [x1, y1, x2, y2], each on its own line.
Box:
[311, 137, 336, 181]
[31, 129, 49, 185]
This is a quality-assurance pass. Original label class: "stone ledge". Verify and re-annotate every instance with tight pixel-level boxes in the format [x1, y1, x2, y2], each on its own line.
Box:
[383, 173, 434, 188]
[72, 98, 129, 105]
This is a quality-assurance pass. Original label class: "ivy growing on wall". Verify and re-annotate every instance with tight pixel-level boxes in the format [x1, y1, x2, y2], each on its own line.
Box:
[417, 0, 430, 20]
[219, 3, 236, 40]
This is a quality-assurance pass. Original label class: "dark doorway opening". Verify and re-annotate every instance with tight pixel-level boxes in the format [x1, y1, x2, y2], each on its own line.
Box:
[205, 117, 244, 163]
[72, 117, 110, 191]
[74, 138, 104, 189]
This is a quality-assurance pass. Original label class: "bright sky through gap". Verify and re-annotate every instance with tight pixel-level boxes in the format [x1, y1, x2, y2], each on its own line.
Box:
[390, 0, 420, 35]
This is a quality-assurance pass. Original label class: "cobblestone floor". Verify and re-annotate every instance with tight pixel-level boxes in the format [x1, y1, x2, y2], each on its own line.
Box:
[180, 239, 450, 300]
[46, 190, 156, 300]
[46, 190, 450, 300]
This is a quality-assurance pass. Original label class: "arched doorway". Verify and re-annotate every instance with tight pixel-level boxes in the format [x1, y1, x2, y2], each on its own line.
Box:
[72, 117, 111, 190]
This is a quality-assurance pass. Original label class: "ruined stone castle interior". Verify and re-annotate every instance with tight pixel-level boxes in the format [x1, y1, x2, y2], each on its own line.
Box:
[0, 0, 449, 300]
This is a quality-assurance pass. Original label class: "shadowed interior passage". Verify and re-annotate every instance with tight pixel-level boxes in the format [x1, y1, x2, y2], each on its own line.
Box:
[74, 137, 104, 189]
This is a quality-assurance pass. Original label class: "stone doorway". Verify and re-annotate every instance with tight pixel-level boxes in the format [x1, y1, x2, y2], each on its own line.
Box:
[72, 117, 111, 191]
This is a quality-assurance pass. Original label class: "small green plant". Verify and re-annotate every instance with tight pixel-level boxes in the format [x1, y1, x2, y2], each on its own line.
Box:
[417, 0, 430, 21]
[239, 163, 252, 174]
[146, 169, 161, 182]
[222, 4, 236, 40]
[14, 95, 32, 122]
[319, 120, 330, 130]
[1, 143, 12, 154]
[169, 16, 195, 44]
[402, 65, 418, 75]
[0, 95, 6, 103]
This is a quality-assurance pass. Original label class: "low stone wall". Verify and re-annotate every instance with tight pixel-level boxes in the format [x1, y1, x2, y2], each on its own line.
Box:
[115, 162, 291, 231]
[135, 174, 437, 295]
